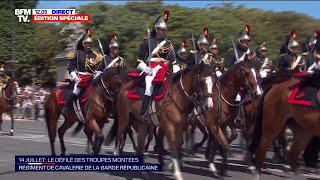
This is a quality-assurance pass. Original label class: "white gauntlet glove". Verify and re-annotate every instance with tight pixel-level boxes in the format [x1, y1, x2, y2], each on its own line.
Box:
[70, 71, 80, 82]
[137, 60, 153, 76]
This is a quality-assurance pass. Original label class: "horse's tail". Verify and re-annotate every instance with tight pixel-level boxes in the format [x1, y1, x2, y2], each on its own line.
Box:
[104, 115, 118, 146]
[71, 122, 84, 137]
[248, 86, 272, 155]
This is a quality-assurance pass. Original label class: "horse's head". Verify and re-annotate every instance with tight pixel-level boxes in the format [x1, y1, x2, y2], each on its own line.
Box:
[3, 79, 19, 100]
[100, 67, 127, 93]
[239, 59, 262, 97]
[190, 62, 216, 109]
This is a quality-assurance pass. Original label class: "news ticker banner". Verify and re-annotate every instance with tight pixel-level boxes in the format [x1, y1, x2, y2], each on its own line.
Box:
[14, 9, 90, 23]
[15, 155, 162, 172]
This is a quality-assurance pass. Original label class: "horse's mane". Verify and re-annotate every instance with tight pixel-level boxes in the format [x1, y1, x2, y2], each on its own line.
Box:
[92, 67, 125, 86]
[220, 60, 254, 80]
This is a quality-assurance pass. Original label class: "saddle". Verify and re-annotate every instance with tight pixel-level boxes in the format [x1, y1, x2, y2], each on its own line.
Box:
[288, 73, 320, 108]
[57, 79, 91, 105]
[127, 70, 170, 100]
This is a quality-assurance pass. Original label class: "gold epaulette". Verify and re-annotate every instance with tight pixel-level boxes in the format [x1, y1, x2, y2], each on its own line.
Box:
[67, 52, 76, 59]
[93, 51, 103, 62]
[190, 50, 198, 54]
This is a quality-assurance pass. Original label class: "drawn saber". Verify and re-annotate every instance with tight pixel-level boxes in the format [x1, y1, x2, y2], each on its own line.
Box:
[231, 36, 240, 63]
[97, 38, 107, 70]
[147, 24, 151, 66]
[192, 32, 198, 64]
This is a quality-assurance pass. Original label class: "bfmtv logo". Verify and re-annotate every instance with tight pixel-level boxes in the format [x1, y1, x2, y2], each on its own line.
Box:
[15, 9, 31, 23]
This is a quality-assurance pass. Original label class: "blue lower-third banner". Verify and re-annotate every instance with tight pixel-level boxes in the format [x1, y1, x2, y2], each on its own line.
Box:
[15, 155, 162, 172]
[16, 164, 162, 171]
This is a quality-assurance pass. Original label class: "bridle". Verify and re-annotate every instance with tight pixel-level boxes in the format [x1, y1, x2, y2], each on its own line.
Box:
[100, 76, 115, 102]
[3, 82, 17, 101]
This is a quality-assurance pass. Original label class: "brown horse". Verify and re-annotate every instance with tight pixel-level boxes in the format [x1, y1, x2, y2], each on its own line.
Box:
[106, 62, 227, 180]
[203, 59, 262, 176]
[0, 79, 19, 136]
[83, 67, 138, 155]
[248, 72, 320, 180]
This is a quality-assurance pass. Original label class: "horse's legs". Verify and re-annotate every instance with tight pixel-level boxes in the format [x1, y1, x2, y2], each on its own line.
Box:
[208, 134, 219, 176]
[87, 116, 105, 155]
[253, 115, 286, 179]
[155, 127, 170, 164]
[193, 120, 208, 153]
[84, 123, 93, 154]
[9, 111, 14, 136]
[287, 130, 312, 173]
[0, 113, 3, 133]
[127, 126, 137, 152]
[163, 120, 184, 180]
[46, 107, 59, 156]
[144, 124, 154, 152]
[114, 115, 129, 156]
[136, 122, 148, 156]
[227, 123, 238, 144]
[58, 118, 76, 156]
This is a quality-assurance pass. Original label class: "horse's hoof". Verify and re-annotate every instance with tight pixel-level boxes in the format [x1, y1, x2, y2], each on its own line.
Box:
[174, 172, 184, 180]
[253, 172, 260, 180]
[168, 162, 173, 171]
[209, 163, 218, 176]
[248, 165, 256, 174]
[60, 153, 66, 156]
[282, 164, 290, 173]
[9, 130, 13, 136]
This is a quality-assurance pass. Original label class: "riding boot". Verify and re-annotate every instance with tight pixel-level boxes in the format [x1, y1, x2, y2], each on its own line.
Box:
[61, 93, 77, 116]
[141, 95, 151, 122]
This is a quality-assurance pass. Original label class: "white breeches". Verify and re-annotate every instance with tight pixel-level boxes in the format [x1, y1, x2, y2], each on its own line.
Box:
[72, 83, 81, 95]
[144, 75, 155, 96]
[144, 65, 162, 96]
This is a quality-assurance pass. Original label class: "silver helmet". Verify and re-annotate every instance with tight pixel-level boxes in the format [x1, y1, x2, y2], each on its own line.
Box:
[82, 28, 93, 44]
[209, 36, 218, 49]
[258, 41, 268, 51]
[109, 33, 119, 48]
[287, 30, 299, 51]
[197, 27, 209, 47]
[239, 24, 250, 41]
[177, 40, 187, 57]
[154, 11, 169, 30]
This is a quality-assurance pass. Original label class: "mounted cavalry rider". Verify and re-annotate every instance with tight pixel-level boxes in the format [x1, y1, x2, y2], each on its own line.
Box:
[224, 24, 256, 70]
[0, 61, 10, 93]
[278, 30, 305, 72]
[172, 40, 188, 73]
[97, 33, 125, 73]
[256, 41, 273, 78]
[224, 25, 256, 102]
[61, 28, 103, 116]
[136, 11, 175, 121]
[186, 27, 214, 66]
[208, 35, 224, 77]
[303, 30, 318, 72]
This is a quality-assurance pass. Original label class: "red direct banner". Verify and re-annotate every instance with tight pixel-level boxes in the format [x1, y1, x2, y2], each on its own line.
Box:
[32, 14, 90, 23]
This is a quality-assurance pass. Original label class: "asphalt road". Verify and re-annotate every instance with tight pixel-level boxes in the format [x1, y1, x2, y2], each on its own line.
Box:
[0, 118, 319, 180]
